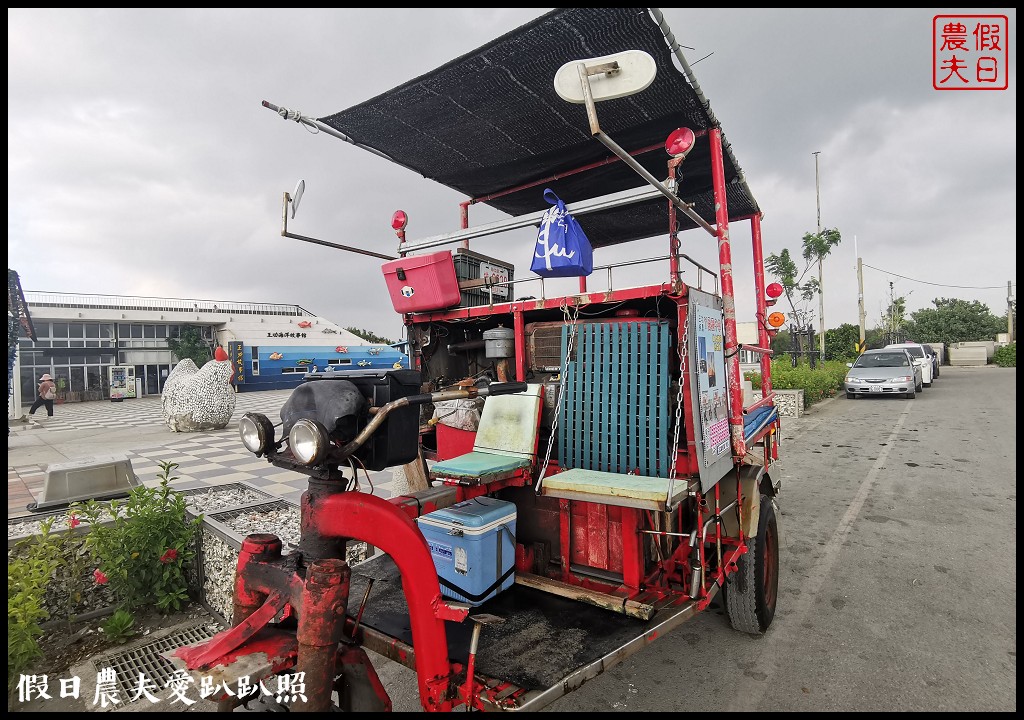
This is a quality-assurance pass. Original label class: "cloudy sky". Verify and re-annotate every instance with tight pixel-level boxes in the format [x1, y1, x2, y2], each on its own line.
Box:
[8, 8, 1016, 342]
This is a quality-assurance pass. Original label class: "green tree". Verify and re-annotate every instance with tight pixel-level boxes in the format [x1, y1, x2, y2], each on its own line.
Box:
[823, 323, 861, 361]
[345, 327, 395, 345]
[878, 292, 909, 345]
[765, 227, 842, 331]
[903, 298, 1004, 347]
[167, 325, 211, 367]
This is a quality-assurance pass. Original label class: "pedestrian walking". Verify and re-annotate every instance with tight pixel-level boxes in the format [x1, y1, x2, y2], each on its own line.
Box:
[29, 373, 57, 422]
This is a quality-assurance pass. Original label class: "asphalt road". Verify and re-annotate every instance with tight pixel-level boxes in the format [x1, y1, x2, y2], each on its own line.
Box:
[538, 365, 1016, 712]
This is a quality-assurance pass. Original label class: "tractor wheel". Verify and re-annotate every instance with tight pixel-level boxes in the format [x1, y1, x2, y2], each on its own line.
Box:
[725, 495, 779, 635]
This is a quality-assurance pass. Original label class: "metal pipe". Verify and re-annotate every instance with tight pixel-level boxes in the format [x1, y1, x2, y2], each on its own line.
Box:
[262, 100, 403, 166]
[700, 499, 739, 543]
[744, 391, 777, 413]
[350, 578, 375, 639]
[280, 191, 395, 261]
[398, 185, 665, 253]
[709, 127, 747, 459]
[647, 8, 758, 212]
[751, 213, 773, 397]
[593, 131, 717, 236]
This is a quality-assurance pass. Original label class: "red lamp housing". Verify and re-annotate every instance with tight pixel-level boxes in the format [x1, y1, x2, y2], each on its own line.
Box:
[766, 282, 784, 299]
[391, 210, 409, 232]
[665, 127, 696, 159]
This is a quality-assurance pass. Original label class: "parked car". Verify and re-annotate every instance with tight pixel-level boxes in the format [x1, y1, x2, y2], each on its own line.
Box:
[921, 343, 941, 378]
[885, 342, 933, 387]
[845, 348, 923, 399]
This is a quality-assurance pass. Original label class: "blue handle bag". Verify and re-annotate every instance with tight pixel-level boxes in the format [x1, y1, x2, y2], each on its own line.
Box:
[530, 189, 594, 278]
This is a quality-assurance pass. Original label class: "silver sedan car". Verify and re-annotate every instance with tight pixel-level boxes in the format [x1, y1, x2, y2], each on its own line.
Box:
[845, 348, 923, 399]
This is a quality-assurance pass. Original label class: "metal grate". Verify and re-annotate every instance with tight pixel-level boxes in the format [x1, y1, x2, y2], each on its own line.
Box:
[558, 320, 671, 476]
[92, 621, 219, 701]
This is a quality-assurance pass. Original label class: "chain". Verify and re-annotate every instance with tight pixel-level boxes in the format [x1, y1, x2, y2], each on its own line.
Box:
[665, 309, 689, 508]
[535, 300, 581, 494]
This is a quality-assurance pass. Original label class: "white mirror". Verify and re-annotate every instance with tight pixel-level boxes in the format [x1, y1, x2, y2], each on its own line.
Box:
[554, 50, 657, 104]
[290, 179, 305, 219]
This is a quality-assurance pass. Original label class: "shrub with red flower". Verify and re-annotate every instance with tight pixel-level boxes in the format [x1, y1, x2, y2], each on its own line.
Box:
[159, 548, 179, 564]
[93, 568, 109, 585]
[69, 514, 81, 529]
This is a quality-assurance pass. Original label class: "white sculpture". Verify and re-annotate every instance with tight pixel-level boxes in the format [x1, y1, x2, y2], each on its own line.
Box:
[161, 357, 237, 432]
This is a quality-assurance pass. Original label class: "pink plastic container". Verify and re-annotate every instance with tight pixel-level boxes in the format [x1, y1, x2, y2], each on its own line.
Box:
[381, 251, 461, 313]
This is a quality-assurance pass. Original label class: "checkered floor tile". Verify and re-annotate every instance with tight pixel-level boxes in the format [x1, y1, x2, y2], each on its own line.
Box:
[8, 390, 398, 517]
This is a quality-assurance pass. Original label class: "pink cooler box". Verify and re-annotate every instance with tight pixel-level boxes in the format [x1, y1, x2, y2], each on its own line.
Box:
[382, 251, 461, 313]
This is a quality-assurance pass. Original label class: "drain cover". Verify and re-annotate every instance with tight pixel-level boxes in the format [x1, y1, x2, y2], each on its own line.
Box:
[92, 621, 219, 701]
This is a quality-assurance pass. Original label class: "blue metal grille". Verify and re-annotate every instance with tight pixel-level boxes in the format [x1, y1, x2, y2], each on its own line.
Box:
[558, 321, 671, 477]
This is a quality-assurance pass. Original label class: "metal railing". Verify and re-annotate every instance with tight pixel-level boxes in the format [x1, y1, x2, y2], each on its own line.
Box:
[24, 292, 315, 317]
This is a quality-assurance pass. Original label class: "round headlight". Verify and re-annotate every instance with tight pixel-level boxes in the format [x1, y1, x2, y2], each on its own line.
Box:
[239, 413, 274, 454]
[289, 419, 329, 465]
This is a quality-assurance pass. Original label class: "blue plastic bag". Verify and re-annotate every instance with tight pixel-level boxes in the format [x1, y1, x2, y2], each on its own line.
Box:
[530, 189, 594, 278]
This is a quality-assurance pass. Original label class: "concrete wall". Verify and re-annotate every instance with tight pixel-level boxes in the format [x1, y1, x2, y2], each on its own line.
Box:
[948, 346, 988, 366]
[953, 341, 995, 360]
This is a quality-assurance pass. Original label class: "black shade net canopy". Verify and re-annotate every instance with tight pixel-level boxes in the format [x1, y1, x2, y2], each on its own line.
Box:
[317, 7, 760, 249]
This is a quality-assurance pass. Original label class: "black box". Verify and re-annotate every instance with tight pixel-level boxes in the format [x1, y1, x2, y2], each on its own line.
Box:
[305, 369, 421, 471]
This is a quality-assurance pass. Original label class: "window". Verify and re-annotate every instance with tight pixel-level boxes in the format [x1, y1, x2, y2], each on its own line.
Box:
[131, 324, 143, 339]
[85, 324, 99, 339]
[251, 346, 259, 376]
[69, 324, 84, 339]
[155, 325, 167, 339]
[52, 323, 69, 338]
[144, 325, 156, 338]
[327, 359, 352, 366]
[100, 324, 114, 339]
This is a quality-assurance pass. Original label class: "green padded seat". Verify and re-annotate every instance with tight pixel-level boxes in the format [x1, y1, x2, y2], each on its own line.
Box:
[430, 451, 532, 481]
[430, 384, 544, 486]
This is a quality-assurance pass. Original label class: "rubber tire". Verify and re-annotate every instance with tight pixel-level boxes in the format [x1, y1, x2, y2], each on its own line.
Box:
[847, 392, 857, 400]
[725, 494, 779, 635]
[915, 379, 923, 393]
[905, 388, 916, 399]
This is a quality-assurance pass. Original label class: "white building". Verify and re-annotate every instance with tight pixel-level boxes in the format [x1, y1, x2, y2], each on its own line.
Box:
[9, 291, 408, 414]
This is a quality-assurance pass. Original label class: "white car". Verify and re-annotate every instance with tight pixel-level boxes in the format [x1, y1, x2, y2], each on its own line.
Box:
[885, 342, 933, 387]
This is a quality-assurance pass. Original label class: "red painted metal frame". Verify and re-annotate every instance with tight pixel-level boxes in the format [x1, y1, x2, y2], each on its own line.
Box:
[750, 212, 774, 398]
[308, 491, 468, 711]
[708, 127, 747, 460]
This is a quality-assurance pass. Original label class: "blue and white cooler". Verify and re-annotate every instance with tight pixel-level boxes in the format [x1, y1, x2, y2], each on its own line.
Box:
[415, 496, 517, 606]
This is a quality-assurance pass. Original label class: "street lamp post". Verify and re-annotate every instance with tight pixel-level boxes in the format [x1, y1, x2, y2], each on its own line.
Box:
[813, 151, 825, 359]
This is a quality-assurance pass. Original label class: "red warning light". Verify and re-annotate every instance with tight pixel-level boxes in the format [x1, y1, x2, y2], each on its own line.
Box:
[766, 282, 784, 299]
[391, 210, 408, 231]
[665, 127, 696, 158]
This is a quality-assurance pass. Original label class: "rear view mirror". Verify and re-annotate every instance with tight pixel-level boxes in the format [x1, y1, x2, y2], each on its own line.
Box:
[846, 363, 853, 368]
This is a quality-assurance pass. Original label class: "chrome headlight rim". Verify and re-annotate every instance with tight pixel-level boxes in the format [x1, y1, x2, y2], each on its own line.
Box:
[288, 418, 330, 466]
[239, 412, 274, 454]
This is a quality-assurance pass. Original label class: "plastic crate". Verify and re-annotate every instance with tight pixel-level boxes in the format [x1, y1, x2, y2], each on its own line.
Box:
[453, 249, 514, 307]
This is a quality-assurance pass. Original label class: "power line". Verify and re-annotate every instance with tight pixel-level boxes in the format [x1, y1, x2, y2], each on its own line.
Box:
[862, 263, 1012, 290]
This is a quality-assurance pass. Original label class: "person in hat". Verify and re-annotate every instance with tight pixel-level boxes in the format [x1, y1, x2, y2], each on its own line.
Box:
[29, 373, 57, 421]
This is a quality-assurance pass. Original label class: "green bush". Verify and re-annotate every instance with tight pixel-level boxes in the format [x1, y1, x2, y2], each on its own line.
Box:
[74, 461, 202, 613]
[8, 519, 63, 689]
[744, 359, 848, 408]
[993, 343, 1015, 367]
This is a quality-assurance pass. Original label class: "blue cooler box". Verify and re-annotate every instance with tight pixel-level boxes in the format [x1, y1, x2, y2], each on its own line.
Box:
[416, 497, 517, 606]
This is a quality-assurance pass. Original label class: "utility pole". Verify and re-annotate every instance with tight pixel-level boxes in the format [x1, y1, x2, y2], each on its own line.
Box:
[813, 151, 825, 360]
[855, 235, 866, 347]
[1009, 280, 1015, 342]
